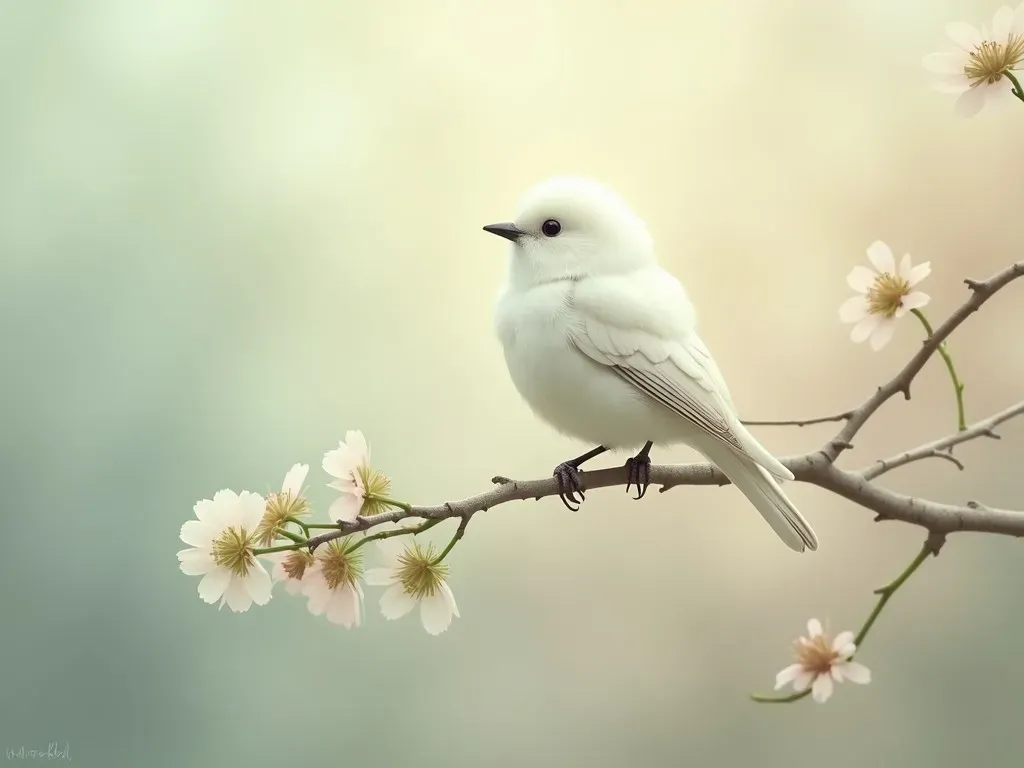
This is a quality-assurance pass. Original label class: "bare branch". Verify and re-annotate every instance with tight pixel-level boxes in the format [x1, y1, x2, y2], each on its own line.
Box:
[861, 401, 1024, 480]
[301, 262, 1024, 553]
[304, 398, 1024, 551]
[741, 411, 854, 427]
[824, 261, 1024, 461]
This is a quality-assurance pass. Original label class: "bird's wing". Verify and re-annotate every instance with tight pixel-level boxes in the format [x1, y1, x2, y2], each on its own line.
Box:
[569, 272, 792, 480]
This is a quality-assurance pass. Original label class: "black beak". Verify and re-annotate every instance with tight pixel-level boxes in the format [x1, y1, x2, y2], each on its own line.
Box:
[482, 222, 526, 242]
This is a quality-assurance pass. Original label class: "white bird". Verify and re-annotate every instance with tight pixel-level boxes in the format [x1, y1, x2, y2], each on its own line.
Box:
[485, 176, 818, 553]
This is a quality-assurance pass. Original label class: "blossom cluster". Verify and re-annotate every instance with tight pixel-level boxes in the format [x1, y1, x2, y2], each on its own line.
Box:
[177, 431, 459, 635]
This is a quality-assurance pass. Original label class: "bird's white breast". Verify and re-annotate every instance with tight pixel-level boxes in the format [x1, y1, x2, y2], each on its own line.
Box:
[494, 281, 680, 449]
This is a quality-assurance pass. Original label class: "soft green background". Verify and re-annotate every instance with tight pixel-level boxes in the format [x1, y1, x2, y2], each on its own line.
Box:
[2, 1, 1023, 766]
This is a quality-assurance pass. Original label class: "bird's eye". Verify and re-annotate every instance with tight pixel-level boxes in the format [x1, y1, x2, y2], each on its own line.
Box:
[541, 219, 562, 237]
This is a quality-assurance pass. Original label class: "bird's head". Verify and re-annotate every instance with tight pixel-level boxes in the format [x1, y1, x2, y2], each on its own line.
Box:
[483, 176, 655, 289]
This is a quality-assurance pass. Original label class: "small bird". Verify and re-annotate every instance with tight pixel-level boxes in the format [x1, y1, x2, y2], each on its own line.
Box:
[484, 176, 818, 553]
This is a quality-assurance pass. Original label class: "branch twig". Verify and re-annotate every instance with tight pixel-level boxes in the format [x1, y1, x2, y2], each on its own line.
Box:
[861, 401, 1024, 481]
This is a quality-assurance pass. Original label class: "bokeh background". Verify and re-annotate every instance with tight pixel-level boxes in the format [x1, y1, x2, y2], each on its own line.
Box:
[2, 0, 1023, 765]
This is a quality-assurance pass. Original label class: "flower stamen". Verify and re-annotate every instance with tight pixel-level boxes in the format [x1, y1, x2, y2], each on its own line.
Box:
[866, 272, 910, 318]
[396, 541, 449, 599]
[964, 34, 1024, 86]
[319, 539, 364, 590]
[211, 526, 257, 577]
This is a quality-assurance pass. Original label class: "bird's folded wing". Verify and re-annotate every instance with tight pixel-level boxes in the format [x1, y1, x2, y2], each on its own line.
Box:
[569, 282, 790, 479]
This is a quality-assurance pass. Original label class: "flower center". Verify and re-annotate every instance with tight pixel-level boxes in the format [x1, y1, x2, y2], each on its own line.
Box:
[255, 491, 310, 546]
[211, 526, 257, 577]
[866, 272, 910, 318]
[396, 542, 449, 599]
[320, 539, 363, 590]
[282, 549, 314, 581]
[794, 635, 839, 676]
[964, 35, 1024, 85]
[357, 465, 393, 516]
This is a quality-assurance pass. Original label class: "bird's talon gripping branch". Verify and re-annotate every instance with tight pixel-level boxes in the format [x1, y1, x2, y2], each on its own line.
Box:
[552, 462, 586, 511]
[624, 441, 654, 500]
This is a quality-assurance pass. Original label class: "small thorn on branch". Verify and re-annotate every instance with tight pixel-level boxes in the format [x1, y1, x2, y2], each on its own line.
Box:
[899, 383, 912, 400]
[964, 278, 984, 292]
[491, 476, 512, 485]
[981, 429, 1001, 440]
[925, 531, 947, 555]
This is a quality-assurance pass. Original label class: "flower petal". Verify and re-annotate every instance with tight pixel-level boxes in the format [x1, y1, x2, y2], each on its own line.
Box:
[866, 241, 895, 275]
[322, 445, 357, 482]
[1014, 3, 1024, 35]
[238, 491, 267, 532]
[901, 291, 931, 311]
[811, 673, 834, 703]
[954, 85, 987, 118]
[364, 566, 398, 586]
[282, 463, 309, 497]
[439, 579, 459, 618]
[832, 631, 855, 654]
[869, 319, 897, 351]
[197, 568, 231, 604]
[922, 51, 968, 75]
[992, 5, 1015, 40]
[906, 261, 931, 287]
[325, 584, 361, 628]
[375, 536, 409, 564]
[222, 576, 255, 613]
[831, 664, 844, 682]
[345, 430, 370, 465]
[193, 498, 217, 522]
[420, 587, 457, 635]
[177, 548, 214, 576]
[793, 670, 815, 692]
[329, 494, 361, 523]
[846, 265, 877, 294]
[946, 21, 983, 50]
[775, 663, 805, 690]
[245, 563, 273, 606]
[839, 661, 872, 684]
[379, 583, 418, 620]
[850, 313, 881, 344]
[806, 618, 823, 637]
[180, 520, 216, 548]
[839, 295, 868, 324]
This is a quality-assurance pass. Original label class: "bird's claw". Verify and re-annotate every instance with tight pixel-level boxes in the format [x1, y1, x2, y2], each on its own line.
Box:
[553, 462, 586, 511]
[625, 454, 652, 500]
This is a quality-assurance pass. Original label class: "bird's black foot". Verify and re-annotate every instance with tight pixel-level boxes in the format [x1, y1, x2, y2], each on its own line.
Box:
[625, 442, 653, 500]
[553, 461, 586, 511]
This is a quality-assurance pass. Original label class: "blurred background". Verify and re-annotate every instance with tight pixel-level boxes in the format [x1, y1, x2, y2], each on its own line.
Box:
[2, 0, 1023, 765]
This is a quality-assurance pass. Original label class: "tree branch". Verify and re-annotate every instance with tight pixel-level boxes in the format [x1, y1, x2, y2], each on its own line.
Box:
[823, 261, 1023, 461]
[741, 412, 854, 428]
[304, 261, 1024, 553]
[861, 401, 1024, 481]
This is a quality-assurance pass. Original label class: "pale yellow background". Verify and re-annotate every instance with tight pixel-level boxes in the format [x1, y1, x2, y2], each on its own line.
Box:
[1, 1, 1023, 766]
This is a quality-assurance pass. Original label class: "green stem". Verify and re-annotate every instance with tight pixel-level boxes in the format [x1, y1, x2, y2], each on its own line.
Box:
[276, 529, 306, 544]
[911, 308, 966, 431]
[854, 543, 932, 648]
[285, 515, 310, 536]
[364, 494, 413, 512]
[1005, 71, 1024, 103]
[750, 541, 936, 704]
[347, 518, 442, 555]
[253, 542, 306, 555]
[432, 523, 465, 564]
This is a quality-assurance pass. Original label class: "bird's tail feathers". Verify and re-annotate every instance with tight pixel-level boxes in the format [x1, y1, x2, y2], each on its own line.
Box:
[703, 442, 818, 553]
[728, 420, 794, 482]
